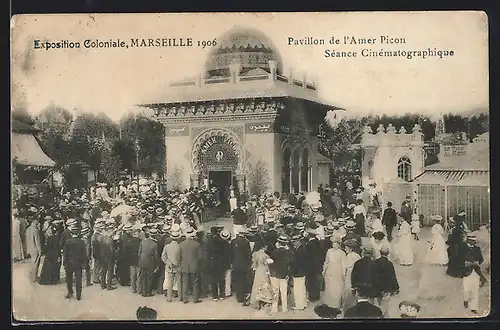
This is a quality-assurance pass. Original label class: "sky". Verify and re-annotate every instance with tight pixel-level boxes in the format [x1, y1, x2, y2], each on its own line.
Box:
[11, 12, 489, 122]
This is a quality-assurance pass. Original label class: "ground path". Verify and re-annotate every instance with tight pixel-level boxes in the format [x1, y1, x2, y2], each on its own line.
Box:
[12, 220, 490, 321]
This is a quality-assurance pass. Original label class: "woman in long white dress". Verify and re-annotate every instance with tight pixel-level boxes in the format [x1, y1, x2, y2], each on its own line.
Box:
[342, 240, 361, 312]
[322, 239, 346, 309]
[13, 213, 25, 261]
[424, 216, 448, 266]
[396, 221, 414, 266]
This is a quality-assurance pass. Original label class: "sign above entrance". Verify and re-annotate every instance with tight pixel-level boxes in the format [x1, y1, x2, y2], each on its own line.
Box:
[166, 125, 189, 136]
[245, 122, 274, 134]
[198, 135, 239, 172]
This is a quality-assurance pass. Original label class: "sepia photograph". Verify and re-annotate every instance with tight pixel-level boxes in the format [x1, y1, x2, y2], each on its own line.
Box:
[10, 12, 490, 321]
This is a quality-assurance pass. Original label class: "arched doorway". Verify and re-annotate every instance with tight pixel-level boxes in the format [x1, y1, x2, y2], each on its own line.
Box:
[282, 148, 291, 194]
[191, 130, 243, 215]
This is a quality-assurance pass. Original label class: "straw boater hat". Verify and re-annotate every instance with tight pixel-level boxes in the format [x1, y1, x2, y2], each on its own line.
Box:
[345, 220, 356, 230]
[277, 235, 290, 245]
[66, 218, 77, 227]
[162, 223, 171, 233]
[295, 222, 305, 231]
[220, 229, 231, 240]
[466, 232, 476, 241]
[184, 227, 196, 238]
[69, 226, 80, 234]
[399, 301, 421, 318]
[167, 229, 180, 239]
[122, 223, 133, 232]
[148, 228, 159, 236]
[291, 234, 302, 242]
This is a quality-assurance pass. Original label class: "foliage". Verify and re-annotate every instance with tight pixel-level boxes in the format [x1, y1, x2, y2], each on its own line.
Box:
[99, 146, 122, 185]
[168, 165, 184, 191]
[246, 159, 270, 196]
[12, 107, 35, 125]
[120, 113, 165, 177]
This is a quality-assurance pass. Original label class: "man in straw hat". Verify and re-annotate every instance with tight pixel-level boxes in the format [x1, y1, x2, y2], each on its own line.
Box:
[161, 230, 182, 302]
[305, 225, 322, 302]
[462, 232, 485, 314]
[80, 224, 93, 287]
[219, 229, 233, 298]
[63, 225, 88, 301]
[179, 227, 202, 303]
[138, 227, 160, 297]
[291, 233, 308, 310]
[100, 221, 117, 291]
[91, 221, 105, 284]
[231, 227, 252, 305]
[117, 223, 134, 287]
[269, 234, 292, 313]
[128, 224, 143, 294]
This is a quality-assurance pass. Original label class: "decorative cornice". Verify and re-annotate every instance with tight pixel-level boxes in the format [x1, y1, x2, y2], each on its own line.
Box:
[157, 112, 278, 124]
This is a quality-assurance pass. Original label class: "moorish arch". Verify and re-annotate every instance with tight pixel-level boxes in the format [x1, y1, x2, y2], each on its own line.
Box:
[191, 128, 245, 177]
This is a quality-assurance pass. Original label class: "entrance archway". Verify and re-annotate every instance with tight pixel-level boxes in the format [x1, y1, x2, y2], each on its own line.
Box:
[191, 129, 244, 213]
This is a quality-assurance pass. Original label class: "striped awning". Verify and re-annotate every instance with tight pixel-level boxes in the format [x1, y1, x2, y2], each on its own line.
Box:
[413, 170, 489, 186]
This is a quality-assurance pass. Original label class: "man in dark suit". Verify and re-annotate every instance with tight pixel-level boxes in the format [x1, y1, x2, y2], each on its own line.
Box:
[382, 202, 398, 242]
[269, 235, 292, 313]
[305, 228, 322, 302]
[63, 226, 88, 301]
[100, 222, 117, 290]
[179, 227, 203, 303]
[230, 228, 252, 305]
[138, 228, 160, 297]
[231, 204, 248, 237]
[373, 246, 399, 317]
[291, 234, 308, 310]
[351, 246, 377, 302]
[344, 285, 384, 319]
[207, 226, 227, 301]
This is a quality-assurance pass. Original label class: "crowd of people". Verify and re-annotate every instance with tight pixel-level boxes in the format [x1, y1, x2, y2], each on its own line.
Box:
[12, 178, 490, 319]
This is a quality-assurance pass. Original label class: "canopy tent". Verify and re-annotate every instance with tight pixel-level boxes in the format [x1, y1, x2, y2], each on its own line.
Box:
[413, 169, 489, 187]
[12, 132, 55, 168]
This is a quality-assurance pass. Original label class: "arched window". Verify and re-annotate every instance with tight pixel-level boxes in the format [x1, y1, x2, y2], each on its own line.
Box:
[397, 156, 412, 182]
[301, 148, 310, 192]
[292, 149, 301, 194]
[282, 148, 291, 193]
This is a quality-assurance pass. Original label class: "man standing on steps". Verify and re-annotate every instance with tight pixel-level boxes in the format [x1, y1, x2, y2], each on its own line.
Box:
[231, 203, 248, 237]
[63, 225, 88, 301]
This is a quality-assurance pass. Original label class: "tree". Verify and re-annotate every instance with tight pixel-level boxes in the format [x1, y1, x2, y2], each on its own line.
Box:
[246, 159, 270, 196]
[120, 113, 165, 178]
[100, 146, 122, 186]
[112, 139, 135, 172]
[12, 107, 35, 125]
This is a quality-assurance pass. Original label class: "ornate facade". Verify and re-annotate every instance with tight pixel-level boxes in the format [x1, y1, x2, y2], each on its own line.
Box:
[140, 27, 340, 194]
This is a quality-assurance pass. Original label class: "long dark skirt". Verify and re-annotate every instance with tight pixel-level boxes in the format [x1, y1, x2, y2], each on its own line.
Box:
[354, 213, 366, 237]
[39, 256, 61, 285]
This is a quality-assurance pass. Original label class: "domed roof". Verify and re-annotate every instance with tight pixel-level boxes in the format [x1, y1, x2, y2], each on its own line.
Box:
[204, 27, 283, 77]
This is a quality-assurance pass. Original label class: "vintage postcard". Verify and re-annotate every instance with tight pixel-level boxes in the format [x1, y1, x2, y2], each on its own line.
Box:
[11, 12, 490, 321]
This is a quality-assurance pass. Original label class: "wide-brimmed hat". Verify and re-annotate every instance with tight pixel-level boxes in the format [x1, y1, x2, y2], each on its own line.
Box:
[162, 223, 171, 232]
[295, 222, 305, 231]
[122, 223, 133, 231]
[277, 235, 290, 244]
[345, 220, 356, 230]
[220, 230, 231, 240]
[466, 232, 476, 241]
[249, 225, 258, 232]
[458, 210, 466, 217]
[148, 228, 159, 236]
[66, 218, 77, 226]
[291, 234, 303, 242]
[170, 231, 181, 239]
[372, 231, 386, 240]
